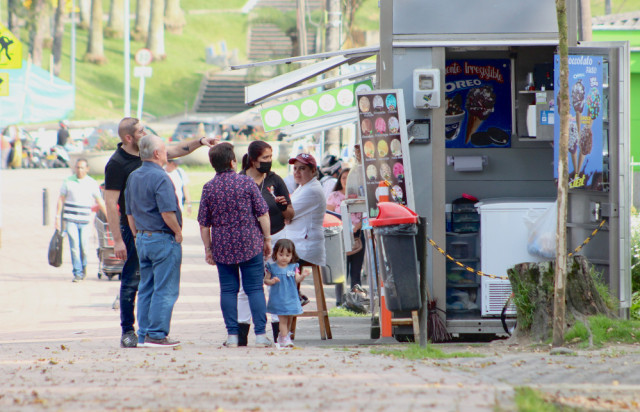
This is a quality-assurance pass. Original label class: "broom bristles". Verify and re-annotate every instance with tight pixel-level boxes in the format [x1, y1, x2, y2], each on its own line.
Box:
[427, 298, 451, 343]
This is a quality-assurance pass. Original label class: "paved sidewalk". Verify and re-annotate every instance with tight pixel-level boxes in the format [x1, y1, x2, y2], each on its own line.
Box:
[2, 168, 640, 411]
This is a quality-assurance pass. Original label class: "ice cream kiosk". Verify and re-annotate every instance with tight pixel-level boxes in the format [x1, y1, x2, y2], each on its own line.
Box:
[234, 0, 631, 338]
[377, 0, 631, 335]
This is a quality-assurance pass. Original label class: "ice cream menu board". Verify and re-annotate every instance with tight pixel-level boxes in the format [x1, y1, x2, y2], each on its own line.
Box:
[444, 59, 512, 148]
[553, 55, 604, 191]
[356, 89, 414, 218]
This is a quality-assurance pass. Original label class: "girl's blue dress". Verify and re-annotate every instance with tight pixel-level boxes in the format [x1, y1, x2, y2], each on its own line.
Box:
[266, 262, 303, 316]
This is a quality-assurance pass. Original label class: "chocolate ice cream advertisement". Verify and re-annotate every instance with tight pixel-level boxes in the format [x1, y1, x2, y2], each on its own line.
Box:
[445, 59, 512, 148]
[553, 55, 604, 191]
[356, 89, 415, 218]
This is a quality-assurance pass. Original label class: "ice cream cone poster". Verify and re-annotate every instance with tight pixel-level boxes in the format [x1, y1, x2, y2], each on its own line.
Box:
[444, 59, 512, 148]
[553, 54, 604, 191]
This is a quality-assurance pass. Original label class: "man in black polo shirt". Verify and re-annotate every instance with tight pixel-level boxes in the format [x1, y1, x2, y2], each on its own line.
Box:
[125, 135, 182, 348]
[104, 117, 216, 348]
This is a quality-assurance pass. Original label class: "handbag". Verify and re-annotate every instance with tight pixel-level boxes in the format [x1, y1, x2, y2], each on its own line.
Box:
[48, 229, 64, 267]
[346, 236, 363, 256]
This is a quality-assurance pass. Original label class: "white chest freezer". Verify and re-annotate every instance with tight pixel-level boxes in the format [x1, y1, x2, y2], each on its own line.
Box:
[476, 199, 555, 316]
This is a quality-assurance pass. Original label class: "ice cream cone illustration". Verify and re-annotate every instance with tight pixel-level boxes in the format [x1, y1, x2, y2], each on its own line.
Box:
[465, 115, 484, 143]
[571, 80, 585, 133]
[577, 125, 593, 175]
[464, 86, 496, 144]
[568, 121, 579, 175]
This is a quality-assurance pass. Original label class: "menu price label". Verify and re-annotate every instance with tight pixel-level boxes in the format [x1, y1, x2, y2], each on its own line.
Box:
[356, 89, 414, 218]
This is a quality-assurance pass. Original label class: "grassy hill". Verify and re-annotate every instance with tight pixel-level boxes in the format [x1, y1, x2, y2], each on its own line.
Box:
[31, 0, 378, 122]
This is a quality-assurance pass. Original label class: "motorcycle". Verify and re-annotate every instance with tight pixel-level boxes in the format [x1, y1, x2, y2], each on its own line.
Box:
[47, 145, 70, 168]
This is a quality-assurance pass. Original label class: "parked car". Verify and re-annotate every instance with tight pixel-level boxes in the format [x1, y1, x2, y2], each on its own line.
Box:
[171, 121, 221, 142]
[85, 123, 158, 150]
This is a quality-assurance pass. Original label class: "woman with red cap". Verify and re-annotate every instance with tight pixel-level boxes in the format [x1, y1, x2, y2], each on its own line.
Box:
[282, 153, 326, 267]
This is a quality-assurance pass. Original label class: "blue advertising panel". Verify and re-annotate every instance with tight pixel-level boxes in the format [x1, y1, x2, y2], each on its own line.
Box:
[445, 59, 512, 148]
[553, 55, 604, 190]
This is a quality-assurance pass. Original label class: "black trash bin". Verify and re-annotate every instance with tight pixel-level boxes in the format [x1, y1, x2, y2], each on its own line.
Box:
[371, 202, 421, 312]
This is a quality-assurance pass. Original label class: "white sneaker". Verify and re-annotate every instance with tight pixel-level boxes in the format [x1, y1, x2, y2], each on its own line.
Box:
[255, 334, 272, 347]
[223, 335, 239, 348]
[282, 335, 294, 348]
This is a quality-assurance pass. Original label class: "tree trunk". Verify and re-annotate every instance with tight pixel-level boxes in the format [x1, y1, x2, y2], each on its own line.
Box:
[146, 0, 165, 60]
[79, 0, 92, 29]
[52, 0, 66, 76]
[134, 0, 151, 40]
[509, 257, 614, 343]
[579, 0, 592, 41]
[164, 0, 185, 34]
[86, 0, 107, 64]
[107, 0, 125, 38]
[605, 0, 611, 15]
[553, 0, 570, 348]
[29, 0, 47, 66]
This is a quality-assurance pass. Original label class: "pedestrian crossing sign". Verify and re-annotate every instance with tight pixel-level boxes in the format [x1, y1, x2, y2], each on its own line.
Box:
[0, 73, 8, 96]
[0, 23, 22, 69]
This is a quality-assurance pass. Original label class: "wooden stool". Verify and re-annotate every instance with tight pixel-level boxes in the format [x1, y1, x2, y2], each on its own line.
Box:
[290, 264, 332, 340]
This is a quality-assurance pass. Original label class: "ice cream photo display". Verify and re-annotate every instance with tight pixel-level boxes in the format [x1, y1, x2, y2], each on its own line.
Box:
[444, 59, 512, 148]
[356, 90, 410, 217]
[553, 54, 605, 191]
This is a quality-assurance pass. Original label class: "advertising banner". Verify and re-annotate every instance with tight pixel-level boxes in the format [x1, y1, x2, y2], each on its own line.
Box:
[356, 89, 414, 218]
[444, 59, 512, 148]
[260, 79, 373, 132]
[553, 54, 604, 191]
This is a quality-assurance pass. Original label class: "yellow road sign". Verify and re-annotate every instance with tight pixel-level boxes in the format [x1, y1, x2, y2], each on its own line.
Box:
[0, 73, 8, 96]
[0, 23, 22, 69]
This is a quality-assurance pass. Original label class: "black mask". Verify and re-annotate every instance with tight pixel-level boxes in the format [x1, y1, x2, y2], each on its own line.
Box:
[256, 161, 272, 174]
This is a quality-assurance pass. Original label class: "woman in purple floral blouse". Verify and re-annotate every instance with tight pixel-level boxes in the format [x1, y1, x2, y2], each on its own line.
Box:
[197, 143, 273, 348]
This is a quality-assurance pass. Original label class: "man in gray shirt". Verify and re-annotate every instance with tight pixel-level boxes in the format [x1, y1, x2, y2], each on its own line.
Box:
[125, 135, 182, 347]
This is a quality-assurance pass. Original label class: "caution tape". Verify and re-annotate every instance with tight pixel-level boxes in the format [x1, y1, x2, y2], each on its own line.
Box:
[427, 219, 607, 281]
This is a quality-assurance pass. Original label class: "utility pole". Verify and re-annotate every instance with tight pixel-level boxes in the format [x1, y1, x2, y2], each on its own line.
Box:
[324, 0, 342, 155]
[296, 0, 308, 56]
[579, 0, 592, 41]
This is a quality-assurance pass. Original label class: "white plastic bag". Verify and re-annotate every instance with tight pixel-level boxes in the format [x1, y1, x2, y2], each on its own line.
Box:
[524, 202, 557, 259]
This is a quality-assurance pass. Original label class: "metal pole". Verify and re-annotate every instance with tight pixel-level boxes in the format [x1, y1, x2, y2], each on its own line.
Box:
[417, 217, 428, 348]
[71, 0, 76, 90]
[136, 76, 145, 120]
[43, 188, 49, 226]
[124, 0, 131, 117]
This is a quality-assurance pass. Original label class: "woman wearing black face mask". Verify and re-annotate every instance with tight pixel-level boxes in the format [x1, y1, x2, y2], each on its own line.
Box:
[239, 140, 295, 344]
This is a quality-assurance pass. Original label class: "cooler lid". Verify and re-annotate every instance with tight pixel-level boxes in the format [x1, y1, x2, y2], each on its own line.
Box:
[323, 213, 342, 227]
[370, 202, 418, 226]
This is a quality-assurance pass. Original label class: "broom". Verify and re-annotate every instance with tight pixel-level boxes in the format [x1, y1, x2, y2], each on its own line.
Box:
[418, 218, 451, 344]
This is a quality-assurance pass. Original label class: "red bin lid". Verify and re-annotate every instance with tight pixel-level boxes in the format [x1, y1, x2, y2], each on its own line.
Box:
[323, 213, 342, 227]
[369, 202, 418, 226]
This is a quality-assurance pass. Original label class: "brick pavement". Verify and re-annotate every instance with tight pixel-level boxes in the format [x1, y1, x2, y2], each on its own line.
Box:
[3, 167, 639, 411]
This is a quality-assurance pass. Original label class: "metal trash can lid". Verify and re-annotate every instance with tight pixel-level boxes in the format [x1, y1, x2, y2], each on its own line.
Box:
[370, 202, 418, 226]
[323, 212, 342, 227]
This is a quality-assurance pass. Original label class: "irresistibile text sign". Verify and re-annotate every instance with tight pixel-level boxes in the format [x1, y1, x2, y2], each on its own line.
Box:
[356, 89, 414, 218]
[553, 54, 604, 191]
[444, 59, 512, 148]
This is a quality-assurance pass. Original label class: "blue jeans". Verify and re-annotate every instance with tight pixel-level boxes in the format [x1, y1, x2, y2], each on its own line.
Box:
[216, 253, 267, 335]
[135, 232, 182, 340]
[65, 220, 89, 278]
[120, 224, 140, 335]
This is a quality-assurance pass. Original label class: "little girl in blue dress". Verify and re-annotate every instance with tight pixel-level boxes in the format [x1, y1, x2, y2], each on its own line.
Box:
[264, 239, 309, 348]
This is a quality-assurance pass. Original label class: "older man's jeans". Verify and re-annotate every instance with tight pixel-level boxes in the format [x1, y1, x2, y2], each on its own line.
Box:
[119, 224, 140, 335]
[65, 220, 89, 278]
[135, 232, 182, 340]
[216, 253, 267, 335]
